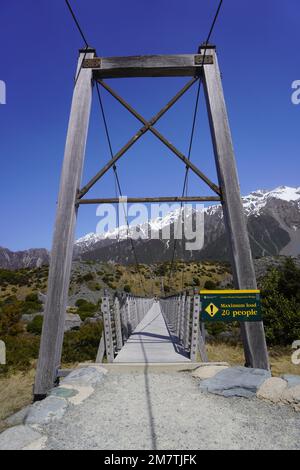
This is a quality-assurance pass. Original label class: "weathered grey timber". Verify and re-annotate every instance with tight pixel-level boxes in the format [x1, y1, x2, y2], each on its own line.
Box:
[0, 340, 6, 365]
[84, 54, 213, 78]
[183, 296, 191, 350]
[202, 46, 269, 370]
[77, 196, 221, 204]
[119, 296, 129, 342]
[34, 49, 95, 398]
[190, 295, 200, 362]
[95, 336, 105, 364]
[113, 298, 123, 352]
[102, 296, 114, 363]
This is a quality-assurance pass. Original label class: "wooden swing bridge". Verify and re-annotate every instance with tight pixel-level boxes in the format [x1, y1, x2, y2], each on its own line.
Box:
[95, 293, 207, 366]
[33, 44, 269, 400]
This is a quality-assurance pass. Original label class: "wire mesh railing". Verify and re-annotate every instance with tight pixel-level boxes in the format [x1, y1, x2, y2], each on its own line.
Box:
[96, 293, 154, 363]
[160, 293, 208, 362]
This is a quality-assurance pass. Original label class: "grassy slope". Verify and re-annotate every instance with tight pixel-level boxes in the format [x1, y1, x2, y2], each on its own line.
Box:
[0, 260, 232, 302]
[69, 259, 232, 299]
[0, 368, 35, 432]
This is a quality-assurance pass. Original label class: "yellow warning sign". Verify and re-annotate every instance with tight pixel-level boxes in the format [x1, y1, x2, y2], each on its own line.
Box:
[205, 303, 219, 317]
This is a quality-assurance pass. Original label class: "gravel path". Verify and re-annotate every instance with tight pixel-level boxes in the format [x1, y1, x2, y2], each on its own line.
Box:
[42, 371, 300, 450]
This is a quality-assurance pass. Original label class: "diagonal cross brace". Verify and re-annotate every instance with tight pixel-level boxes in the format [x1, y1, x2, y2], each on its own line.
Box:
[78, 78, 221, 199]
[98, 80, 221, 195]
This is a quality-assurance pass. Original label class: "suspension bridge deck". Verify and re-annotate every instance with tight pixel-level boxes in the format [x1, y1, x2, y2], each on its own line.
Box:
[114, 302, 190, 363]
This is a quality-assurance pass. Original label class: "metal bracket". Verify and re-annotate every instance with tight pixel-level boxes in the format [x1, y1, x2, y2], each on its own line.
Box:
[194, 55, 214, 65]
[83, 58, 101, 69]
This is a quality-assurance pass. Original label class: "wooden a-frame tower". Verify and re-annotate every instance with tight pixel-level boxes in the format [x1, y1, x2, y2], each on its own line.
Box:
[34, 45, 269, 399]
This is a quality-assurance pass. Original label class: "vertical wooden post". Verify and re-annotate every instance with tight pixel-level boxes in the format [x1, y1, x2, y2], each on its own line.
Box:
[126, 297, 132, 335]
[184, 296, 191, 350]
[34, 48, 95, 398]
[202, 46, 269, 370]
[120, 295, 129, 342]
[179, 294, 186, 343]
[114, 297, 123, 351]
[102, 296, 115, 363]
[190, 295, 200, 362]
[96, 335, 105, 363]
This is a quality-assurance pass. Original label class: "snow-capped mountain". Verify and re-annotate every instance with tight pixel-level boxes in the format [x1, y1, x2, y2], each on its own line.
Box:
[75, 206, 190, 253]
[74, 186, 300, 264]
[1, 186, 299, 269]
[242, 186, 300, 215]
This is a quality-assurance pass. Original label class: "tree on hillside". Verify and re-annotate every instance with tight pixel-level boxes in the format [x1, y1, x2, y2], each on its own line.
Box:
[261, 267, 300, 346]
[277, 257, 300, 303]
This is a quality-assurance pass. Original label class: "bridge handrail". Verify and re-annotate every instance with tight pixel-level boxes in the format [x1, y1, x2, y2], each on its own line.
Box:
[159, 294, 208, 362]
[96, 293, 155, 363]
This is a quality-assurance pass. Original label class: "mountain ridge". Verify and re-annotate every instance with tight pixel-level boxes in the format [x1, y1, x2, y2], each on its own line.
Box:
[75, 185, 300, 264]
[1, 186, 300, 269]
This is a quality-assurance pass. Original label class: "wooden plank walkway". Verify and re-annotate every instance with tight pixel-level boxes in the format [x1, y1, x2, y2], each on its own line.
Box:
[114, 302, 190, 363]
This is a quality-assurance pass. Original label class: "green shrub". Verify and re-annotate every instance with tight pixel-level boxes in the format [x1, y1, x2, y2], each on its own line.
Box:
[154, 264, 168, 277]
[75, 299, 96, 310]
[27, 315, 44, 335]
[0, 269, 29, 287]
[21, 298, 42, 315]
[82, 273, 94, 282]
[108, 283, 116, 290]
[124, 285, 131, 293]
[62, 322, 103, 363]
[0, 297, 23, 336]
[25, 293, 39, 302]
[204, 280, 217, 290]
[277, 257, 300, 303]
[206, 322, 227, 337]
[261, 266, 300, 346]
[0, 334, 40, 375]
[75, 299, 98, 321]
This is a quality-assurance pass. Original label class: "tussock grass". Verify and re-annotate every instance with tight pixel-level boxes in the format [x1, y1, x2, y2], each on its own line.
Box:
[207, 343, 245, 365]
[0, 368, 35, 432]
[207, 342, 300, 377]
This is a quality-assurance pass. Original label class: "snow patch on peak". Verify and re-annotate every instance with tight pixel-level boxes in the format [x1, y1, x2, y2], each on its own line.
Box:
[266, 185, 300, 201]
[242, 186, 300, 215]
[75, 186, 300, 250]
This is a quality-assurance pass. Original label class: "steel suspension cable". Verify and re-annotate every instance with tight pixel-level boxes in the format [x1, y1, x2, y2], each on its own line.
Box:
[65, 0, 89, 48]
[167, 0, 224, 294]
[65, 0, 147, 296]
[95, 83, 147, 296]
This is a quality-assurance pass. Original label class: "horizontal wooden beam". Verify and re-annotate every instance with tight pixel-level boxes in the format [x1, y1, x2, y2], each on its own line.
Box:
[83, 54, 213, 78]
[77, 196, 221, 205]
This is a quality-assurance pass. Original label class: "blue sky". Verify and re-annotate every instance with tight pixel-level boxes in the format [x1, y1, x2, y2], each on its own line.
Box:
[0, 0, 299, 251]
